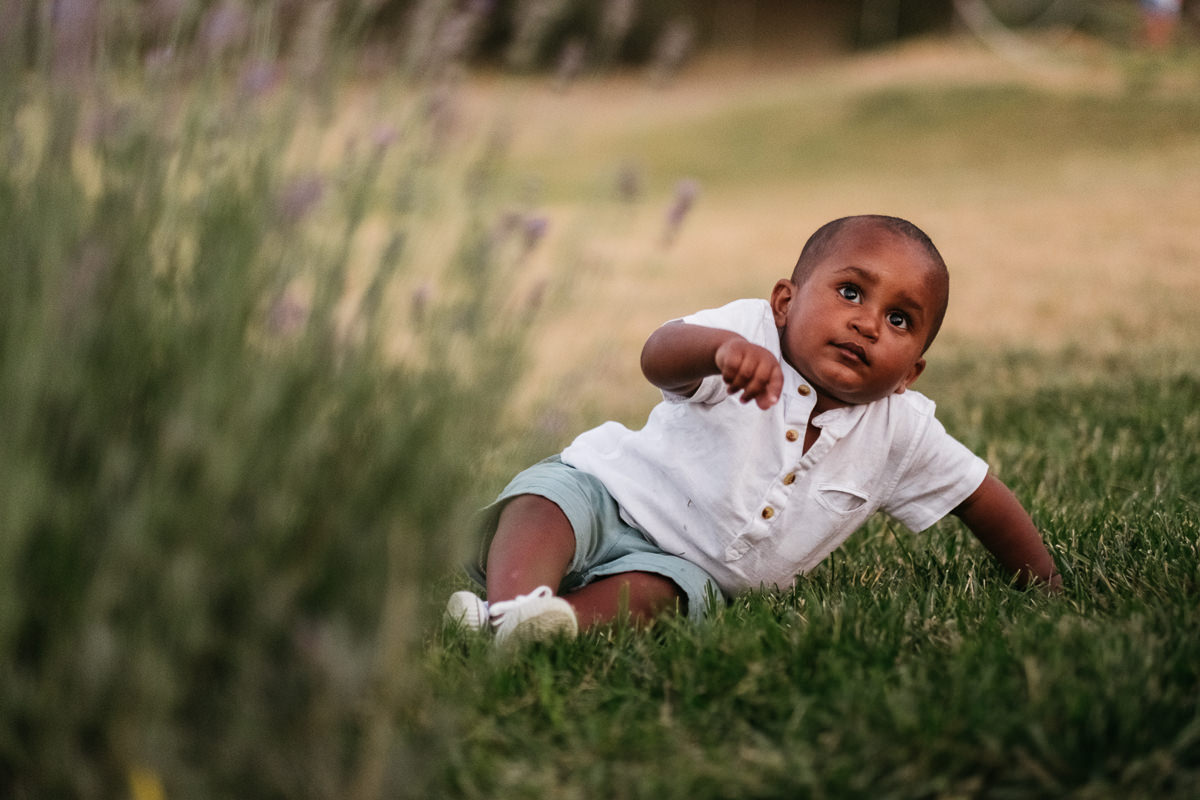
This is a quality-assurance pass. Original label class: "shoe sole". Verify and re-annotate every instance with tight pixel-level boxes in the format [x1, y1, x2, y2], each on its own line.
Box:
[444, 591, 487, 631]
[495, 598, 578, 647]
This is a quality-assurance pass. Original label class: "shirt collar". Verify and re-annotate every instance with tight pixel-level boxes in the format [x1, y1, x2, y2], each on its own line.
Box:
[812, 404, 868, 438]
[779, 357, 869, 437]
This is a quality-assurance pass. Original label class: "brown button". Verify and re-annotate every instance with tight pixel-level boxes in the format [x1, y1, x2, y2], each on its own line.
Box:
[785, 429, 799, 442]
[761, 506, 775, 519]
[783, 472, 796, 485]
[797, 385, 812, 396]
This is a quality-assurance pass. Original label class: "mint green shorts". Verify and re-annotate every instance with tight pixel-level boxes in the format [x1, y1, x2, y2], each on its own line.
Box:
[468, 456, 723, 622]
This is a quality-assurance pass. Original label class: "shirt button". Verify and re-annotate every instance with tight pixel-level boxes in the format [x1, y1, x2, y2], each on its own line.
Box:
[783, 472, 796, 485]
[761, 506, 775, 519]
[785, 429, 799, 442]
[797, 385, 811, 396]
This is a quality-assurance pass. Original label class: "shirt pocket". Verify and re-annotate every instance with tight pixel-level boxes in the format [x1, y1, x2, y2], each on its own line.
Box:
[814, 483, 871, 515]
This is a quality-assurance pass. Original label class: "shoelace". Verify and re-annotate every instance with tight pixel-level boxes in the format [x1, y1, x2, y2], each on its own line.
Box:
[486, 585, 554, 627]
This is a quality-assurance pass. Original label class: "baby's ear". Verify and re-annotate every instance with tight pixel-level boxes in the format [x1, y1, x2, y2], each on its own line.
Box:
[770, 280, 794, 326]
[894, 358, 926, 394]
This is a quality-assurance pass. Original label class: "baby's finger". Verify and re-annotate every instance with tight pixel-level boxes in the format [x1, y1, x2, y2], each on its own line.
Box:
[748, 365, 783, 409]
[722, 354, 755, 393]
[756, 365, 784, 409]
[738, 360, 778, 405]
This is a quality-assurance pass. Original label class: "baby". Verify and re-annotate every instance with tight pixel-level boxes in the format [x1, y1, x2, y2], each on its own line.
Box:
[448, 214, 1060, 645]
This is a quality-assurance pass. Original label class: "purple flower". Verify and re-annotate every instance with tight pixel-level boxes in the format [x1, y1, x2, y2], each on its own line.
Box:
[522, 215, 549, 253]
[268, 289, 309, 336]
[649, 17, 696, 86]
[490, 210, 523, 245]
[662, 178, 699, 245]
[371, 124, 400, 154]
[616, 161, 642, 203]
[239, 59, 280, 98]
[526, 278, 548, 311]
[276, 176, 325, 225]
[200, 0, 248, 60]
[424, 79, 461, 144]
[411, 283, 433, 322]
[144, 45, 175, 75]
[50, 0, 99, 79]
[145, 0, 188, 35]
[555, 38, 586, 92]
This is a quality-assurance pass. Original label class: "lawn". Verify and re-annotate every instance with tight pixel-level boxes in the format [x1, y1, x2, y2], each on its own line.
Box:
[425, 35, 1200, 800]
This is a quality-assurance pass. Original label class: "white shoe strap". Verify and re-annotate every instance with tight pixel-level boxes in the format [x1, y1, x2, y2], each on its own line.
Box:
[487, 585, 554, 621]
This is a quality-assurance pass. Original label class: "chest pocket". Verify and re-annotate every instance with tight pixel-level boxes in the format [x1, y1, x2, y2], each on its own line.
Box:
[814, 484, 871, 515]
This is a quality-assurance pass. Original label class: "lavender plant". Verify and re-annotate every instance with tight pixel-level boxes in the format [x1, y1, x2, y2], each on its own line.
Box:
[0, 4, 542, 798]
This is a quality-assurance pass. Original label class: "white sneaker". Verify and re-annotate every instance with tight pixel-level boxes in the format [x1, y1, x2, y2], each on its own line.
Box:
[444, 590, 489, 631]
[488, 586, 578, 647]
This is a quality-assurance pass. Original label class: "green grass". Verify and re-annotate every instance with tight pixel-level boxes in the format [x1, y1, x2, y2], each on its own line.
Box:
[516, 76, 1200, 202]
[427, 366, 1200, 799]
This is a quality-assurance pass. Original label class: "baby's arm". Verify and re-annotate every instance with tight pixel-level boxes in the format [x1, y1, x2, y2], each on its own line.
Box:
[641, 321, 783, 409]
[952, 474, 1061, 592]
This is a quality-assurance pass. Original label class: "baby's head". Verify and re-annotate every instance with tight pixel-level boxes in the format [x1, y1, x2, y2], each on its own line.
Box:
[771, 215, 951, 409]
[790, 215, 949, 352]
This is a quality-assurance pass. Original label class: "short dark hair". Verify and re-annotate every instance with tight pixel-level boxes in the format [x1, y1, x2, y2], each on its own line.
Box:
[791, 215, 949, 351]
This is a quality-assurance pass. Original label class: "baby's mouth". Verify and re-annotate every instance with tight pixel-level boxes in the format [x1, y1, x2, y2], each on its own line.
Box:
[834, 342, 869, 365]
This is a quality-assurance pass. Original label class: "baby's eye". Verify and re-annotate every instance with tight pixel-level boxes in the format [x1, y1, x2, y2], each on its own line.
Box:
[838, 285, 862, 303]
[887, 311, 910, 330]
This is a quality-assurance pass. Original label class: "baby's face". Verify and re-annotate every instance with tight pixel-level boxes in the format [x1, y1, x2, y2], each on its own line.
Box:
[771, 228, 942, 411]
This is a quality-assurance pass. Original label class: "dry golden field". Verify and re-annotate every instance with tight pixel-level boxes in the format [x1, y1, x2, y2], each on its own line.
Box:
[399, 35, 1200, 425]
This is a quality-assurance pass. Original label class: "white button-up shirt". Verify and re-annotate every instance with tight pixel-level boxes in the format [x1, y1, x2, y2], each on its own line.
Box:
[561, 299, 988, 595]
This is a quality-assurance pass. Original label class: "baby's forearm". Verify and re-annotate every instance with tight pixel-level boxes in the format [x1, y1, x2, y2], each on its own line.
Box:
[640, 322, 741, 396]
[954, 474, 1061, 590]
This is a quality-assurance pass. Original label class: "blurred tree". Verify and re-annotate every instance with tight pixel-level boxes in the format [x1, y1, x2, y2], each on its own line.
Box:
[350, 0, 959, 72]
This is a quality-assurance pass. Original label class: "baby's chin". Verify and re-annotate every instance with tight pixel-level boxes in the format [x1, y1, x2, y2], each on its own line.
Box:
[813, 382, 906, 410]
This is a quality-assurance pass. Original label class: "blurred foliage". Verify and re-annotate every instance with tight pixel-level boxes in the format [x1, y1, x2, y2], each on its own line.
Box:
[3, 1, 1153, 87]
[0, 3, 547, 798]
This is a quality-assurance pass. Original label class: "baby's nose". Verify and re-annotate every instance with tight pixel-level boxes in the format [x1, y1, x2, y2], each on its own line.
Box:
[850, 313, 878, 338]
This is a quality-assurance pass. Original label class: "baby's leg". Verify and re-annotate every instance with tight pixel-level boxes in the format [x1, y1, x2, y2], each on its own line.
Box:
[565, 571, 685, 629]
[484, 495, 685, 630]
[484, 493, 576, 604]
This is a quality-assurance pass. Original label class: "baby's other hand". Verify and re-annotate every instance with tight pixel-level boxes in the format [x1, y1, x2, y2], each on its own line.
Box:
[714, 338, 783, 409]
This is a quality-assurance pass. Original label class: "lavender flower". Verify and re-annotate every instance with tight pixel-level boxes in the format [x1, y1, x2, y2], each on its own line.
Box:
[199, 0, 249, 61]
[554, 38, 586, 92]
[649, 17, 696, 87]
[275, 175, 325, 225]
[526, 278, 548, 311]
[411, 283, 433, 322]
[145, 0, 188, 35]
[267, 289, 309, 336]
[50, 0, 99, 80]
[662, 178, 699, 246]
[535, 408, 569, 437]
[371, 124, 400, 156]
[522, 215, 549, 253]
[615, 161, 642, 203]
[144, 45, 176, 76]
[291, 1, 334, 80]
[423, 74, 462, 150]
[408, 0, 495, 78]
[238, 59, 280, 98]
[490, 210, 523, 246]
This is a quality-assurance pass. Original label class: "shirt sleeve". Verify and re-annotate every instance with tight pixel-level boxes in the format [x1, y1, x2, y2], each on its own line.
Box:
[661, 299, 774, 405]
[884, 414, 989, 532]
